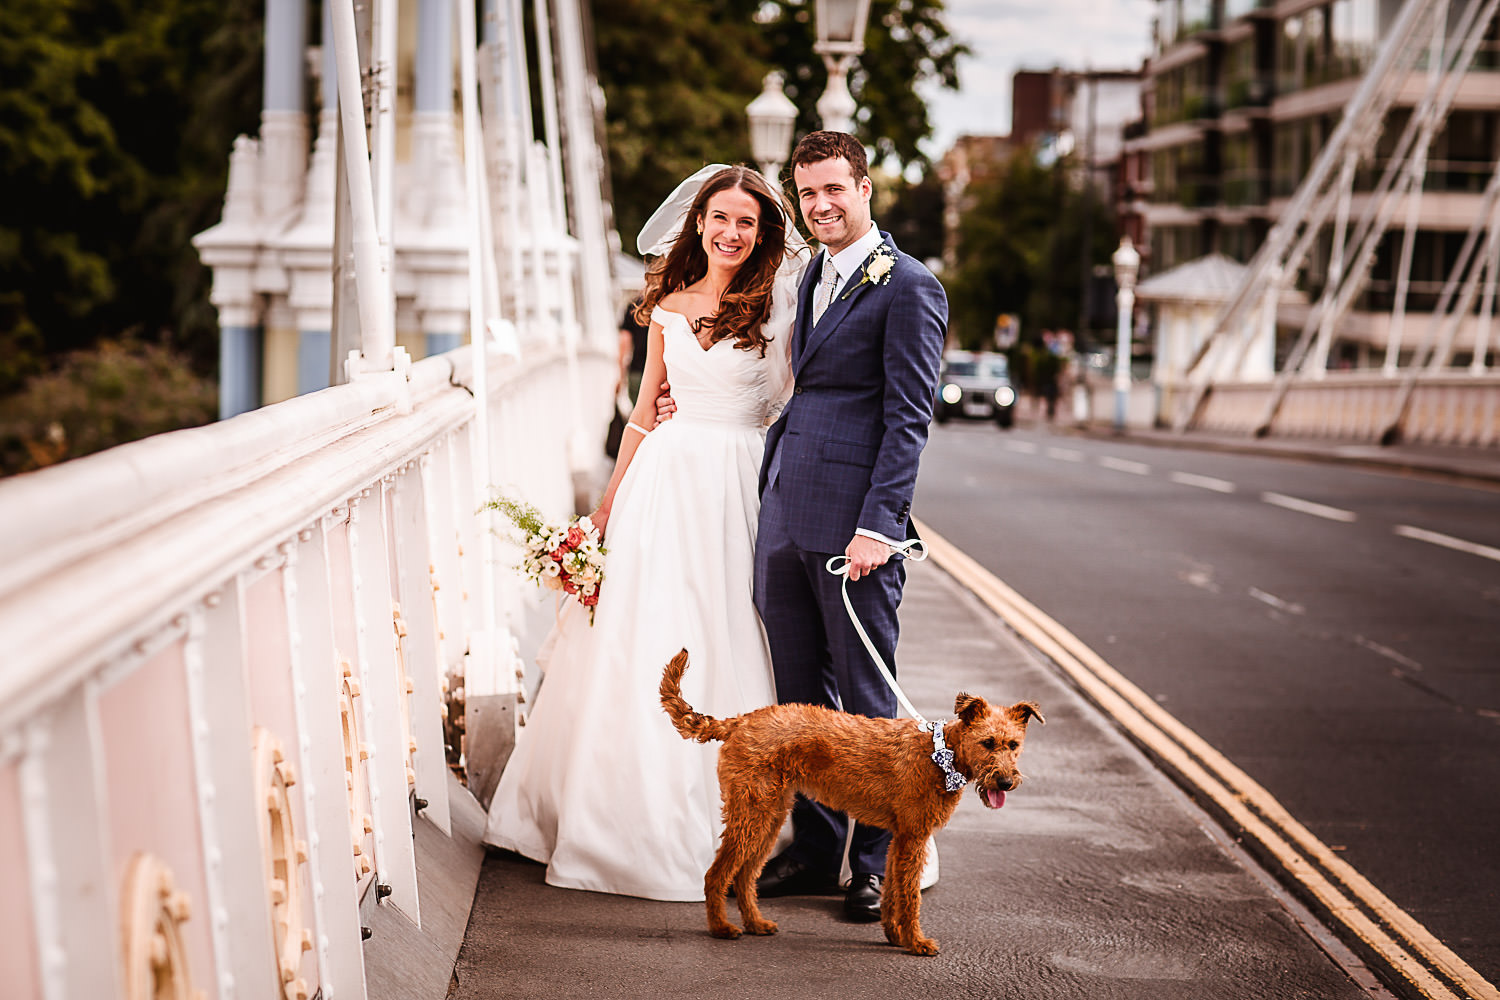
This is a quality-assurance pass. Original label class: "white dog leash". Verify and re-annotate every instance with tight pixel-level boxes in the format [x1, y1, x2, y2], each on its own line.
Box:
[825, 539, 930, 727]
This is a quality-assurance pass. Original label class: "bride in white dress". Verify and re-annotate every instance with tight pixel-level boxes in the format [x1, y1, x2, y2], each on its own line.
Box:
[484, 165, 808, 901]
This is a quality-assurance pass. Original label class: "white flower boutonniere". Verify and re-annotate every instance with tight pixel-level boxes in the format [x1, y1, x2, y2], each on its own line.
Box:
[840, 244, 897, 300]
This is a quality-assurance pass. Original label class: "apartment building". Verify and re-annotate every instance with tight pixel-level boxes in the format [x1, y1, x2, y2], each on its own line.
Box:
[1127, 0, 1500, 365]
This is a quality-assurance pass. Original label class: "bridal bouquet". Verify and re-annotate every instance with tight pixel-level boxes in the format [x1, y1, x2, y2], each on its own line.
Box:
[483, 495, 605, 624]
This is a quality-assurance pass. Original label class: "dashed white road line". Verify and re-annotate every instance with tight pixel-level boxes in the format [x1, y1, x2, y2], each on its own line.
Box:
[1250, 587, 1306, 615]
[1005, 440, 1039, 454]
[1395, 525, 1500, 564]
[1170, 471, 1236, 493]
[1100, 456, 1151, 476]
[1047, 447, 1084, 462]
[1261, 491, 1359, 523]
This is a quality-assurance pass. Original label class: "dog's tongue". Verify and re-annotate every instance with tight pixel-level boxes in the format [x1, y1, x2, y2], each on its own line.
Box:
[985, 788, 1006, 809]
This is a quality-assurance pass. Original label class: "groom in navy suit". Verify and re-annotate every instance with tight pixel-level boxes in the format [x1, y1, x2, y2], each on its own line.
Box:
[752, 131, 948, 922]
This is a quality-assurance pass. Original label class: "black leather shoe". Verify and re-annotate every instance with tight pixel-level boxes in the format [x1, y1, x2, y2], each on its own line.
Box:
[754, 852, 838, 898]
[843, 873, 882, 922]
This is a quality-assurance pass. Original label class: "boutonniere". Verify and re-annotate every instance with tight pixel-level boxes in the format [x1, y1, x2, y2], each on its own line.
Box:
[840, 244, 896, 300]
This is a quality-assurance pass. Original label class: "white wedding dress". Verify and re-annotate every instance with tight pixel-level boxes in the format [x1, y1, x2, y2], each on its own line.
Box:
[483, 289, 797, 900]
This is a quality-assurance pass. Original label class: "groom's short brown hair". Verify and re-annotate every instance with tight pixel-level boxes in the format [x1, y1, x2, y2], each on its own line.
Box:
[790, 131, 869, 184]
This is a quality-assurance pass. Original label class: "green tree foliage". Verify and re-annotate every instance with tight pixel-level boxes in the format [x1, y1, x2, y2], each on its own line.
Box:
[591, 0, 965, 247]
[0, 0, 261, 394]
[944, 149, 1117, 351]
[0, 338, 216, 475]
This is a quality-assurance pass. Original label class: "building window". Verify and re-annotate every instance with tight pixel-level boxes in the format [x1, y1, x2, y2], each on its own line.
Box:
[1182, 0, 1214, 36]
[1224, 0, 1263, 21]
[1330, 0, 1378, 81]
[1225, 37, 1258, 109]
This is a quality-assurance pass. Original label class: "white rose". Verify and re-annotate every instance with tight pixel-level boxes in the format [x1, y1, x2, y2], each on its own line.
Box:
[867, 254, 894, 282]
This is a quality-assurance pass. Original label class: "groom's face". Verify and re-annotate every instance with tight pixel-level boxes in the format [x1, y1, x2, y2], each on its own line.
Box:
[794, 157, 872, 255]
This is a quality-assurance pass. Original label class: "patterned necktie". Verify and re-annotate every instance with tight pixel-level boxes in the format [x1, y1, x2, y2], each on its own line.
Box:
[812, 254, 838, 326]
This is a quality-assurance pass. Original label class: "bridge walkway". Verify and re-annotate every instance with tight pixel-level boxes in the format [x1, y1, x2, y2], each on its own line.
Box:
[447, 558, 1381, 1000]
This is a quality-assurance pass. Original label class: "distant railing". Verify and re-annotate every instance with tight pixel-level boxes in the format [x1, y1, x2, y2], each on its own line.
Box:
[1192, 371, 1500, 444]
[0, 343, 612, 1000]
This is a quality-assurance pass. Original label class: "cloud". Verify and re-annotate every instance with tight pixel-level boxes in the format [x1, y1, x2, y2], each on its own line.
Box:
[918, 0, 1156, 156]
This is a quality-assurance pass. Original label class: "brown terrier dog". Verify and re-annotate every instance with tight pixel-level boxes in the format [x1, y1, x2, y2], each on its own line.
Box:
[660, 649, 1043, 956]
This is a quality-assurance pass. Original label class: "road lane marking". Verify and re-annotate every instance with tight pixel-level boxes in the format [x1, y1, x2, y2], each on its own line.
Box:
[1395, 525, 1500, 564]
[1170, 471, 1236, 493]
[1046, 447, 1084, 462]
[1262, 491, 1359, 523]
[1355, 635, 1424, 673]
[1099, 456, 1151, 475]
[1250, 587, 1305, 615]
[1005, 440, 1039, 454]
[914, 516, 1497, 1000]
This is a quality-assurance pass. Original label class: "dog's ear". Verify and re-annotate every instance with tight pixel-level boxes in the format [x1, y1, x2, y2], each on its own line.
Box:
[954, 693, 989, 724]
[1008, 701, 1045, 726]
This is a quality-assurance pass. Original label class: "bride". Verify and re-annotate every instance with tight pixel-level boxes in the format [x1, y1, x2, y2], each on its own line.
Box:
[484, 165, 808, 900]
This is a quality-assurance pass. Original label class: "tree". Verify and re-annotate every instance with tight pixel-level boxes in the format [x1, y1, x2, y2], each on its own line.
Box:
[590, 0, 966, 249]
[943, 150, 1119, 351]
[0, 337, 216, 476]
[0, 0, 261, 394]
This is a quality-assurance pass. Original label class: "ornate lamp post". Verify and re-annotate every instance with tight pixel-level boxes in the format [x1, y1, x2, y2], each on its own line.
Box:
[1112, 235, 1141, 432]
[747, 72, 798, 183]
[814, 0, 872, 133]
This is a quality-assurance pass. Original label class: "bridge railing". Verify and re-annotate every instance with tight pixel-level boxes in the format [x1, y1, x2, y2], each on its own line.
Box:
[0, 343, 612, 1000]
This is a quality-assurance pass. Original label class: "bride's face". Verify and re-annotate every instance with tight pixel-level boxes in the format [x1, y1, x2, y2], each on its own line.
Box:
[698, 188, 761, 271]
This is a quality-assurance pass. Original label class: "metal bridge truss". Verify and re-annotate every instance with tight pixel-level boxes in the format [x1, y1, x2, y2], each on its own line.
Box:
[1179, 0, 1500, 443]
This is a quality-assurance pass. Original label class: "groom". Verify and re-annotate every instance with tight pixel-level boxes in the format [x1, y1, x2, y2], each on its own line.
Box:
[752, 131, 948, 922]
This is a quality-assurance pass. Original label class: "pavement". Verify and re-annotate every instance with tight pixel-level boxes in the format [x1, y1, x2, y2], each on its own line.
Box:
[448, 429, 1495, 999]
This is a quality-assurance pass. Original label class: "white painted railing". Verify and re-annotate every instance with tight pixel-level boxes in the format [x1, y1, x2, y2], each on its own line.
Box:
[1191, 372, 1500, 445]
[0, 343, 612, 1000]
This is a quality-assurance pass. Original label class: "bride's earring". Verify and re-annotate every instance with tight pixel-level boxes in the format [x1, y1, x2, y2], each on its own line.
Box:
[697, 224, 703, 235]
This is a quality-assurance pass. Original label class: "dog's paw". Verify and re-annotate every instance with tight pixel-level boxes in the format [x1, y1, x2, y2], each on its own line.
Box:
[709, 922, 743, 940]
[744, 918, 778, 936]
[905, 936, 940, 957]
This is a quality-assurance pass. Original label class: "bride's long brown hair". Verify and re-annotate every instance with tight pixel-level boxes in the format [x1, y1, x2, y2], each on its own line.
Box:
[634, 166, 790, 356]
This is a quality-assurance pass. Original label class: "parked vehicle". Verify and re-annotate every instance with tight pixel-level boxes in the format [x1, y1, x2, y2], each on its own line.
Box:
[934, 351, 1016, 427]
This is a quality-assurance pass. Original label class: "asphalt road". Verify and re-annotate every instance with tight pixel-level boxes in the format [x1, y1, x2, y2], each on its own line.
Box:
[913, 421, 1500, 985]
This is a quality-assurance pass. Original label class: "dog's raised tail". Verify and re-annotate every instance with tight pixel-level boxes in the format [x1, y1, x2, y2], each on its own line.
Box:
[660, 650, 737, 744]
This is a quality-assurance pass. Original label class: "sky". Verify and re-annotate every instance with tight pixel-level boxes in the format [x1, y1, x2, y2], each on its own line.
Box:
[919, 0, 1159, 158]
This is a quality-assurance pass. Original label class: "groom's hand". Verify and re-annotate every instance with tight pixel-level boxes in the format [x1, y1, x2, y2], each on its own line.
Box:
[654, 380, 676, 425]
[845, 534, 893, 581]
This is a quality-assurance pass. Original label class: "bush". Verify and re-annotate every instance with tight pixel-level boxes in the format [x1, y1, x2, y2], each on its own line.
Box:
[0, 338, 216, 476]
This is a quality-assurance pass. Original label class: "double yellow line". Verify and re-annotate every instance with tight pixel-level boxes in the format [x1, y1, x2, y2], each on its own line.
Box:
[915, 517, 1496, 1000]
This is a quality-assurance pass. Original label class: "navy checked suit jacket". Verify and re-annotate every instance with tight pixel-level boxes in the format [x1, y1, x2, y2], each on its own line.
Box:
[759, 231, 948, 554]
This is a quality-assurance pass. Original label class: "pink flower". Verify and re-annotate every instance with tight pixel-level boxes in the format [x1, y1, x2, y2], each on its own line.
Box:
[551, 547, 567, 562]
[582, 592, 599, 607]
[565, 525, 585, 548]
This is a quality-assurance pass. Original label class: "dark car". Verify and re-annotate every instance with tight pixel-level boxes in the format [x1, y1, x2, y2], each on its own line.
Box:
[934, 352, 1016, 427]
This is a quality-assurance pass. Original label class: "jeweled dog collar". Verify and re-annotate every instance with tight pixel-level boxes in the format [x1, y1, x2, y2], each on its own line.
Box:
[922, 720, 966, 793]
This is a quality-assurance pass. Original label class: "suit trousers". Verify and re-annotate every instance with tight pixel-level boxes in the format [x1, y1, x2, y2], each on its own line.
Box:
[753, 481, 907, 878]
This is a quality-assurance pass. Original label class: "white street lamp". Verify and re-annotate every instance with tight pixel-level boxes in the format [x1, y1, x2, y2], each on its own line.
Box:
[747, 71, 798, 183]
[814, 0, 872, 133]
[1112, 235, 1141, 432]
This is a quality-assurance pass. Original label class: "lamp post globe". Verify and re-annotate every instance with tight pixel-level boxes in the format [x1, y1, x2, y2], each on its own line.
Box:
[1111, 235, 1140, 432]
[747, 72, 798, 183]
[813, 0, 872, 133]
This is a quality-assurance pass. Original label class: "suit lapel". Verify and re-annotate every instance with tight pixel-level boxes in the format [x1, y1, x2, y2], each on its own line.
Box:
[796, 236, 894, 371]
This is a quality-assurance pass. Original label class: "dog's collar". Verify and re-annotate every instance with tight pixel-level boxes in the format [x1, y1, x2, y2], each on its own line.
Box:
[922, 720, 966, 793]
